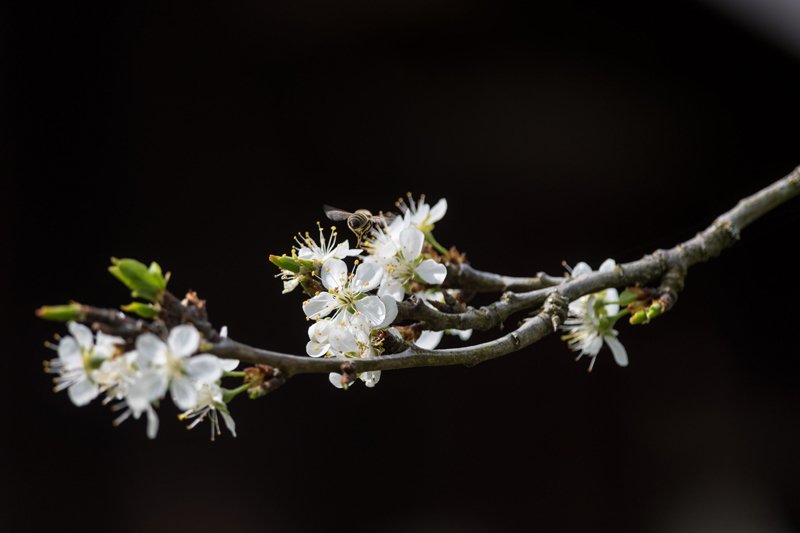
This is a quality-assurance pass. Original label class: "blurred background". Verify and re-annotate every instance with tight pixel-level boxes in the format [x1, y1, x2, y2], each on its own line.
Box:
[3, 0, 800, 531]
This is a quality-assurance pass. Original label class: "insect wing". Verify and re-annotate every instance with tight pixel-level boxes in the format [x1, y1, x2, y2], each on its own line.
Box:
[323, 205, 353, 222]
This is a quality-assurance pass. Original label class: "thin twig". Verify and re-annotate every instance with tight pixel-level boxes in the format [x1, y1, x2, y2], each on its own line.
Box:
[207, 166, 800, 376]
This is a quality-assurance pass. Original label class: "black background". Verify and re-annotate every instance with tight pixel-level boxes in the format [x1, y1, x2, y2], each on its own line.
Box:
[4, 1, 800, 531]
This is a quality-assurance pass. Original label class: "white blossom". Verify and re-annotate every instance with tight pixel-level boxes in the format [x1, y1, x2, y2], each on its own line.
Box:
[326, 314, 383, 389]
[127, 325, 225, 411]
[50, 322, 124, 406]
[296, 223, 361, 263]
[397, 194, 448, 233]
[303, 258, 397, 327]
[561, 259, 628, 371]
[178, 382, 236, 441]
[373, 226, 447, 302]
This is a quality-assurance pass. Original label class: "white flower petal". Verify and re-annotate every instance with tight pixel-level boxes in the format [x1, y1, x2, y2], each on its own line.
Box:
[135, 333, 168, 366]
[220, 358, 239, 372]
[585, 335, 604, 356]
[170, 377, 198, 410]
[428, 198, 447, 223]
[127, 370, 168, 411]
[452, 329, 473, 341]
[376, 295, 398, 329]
[378, 277, 405, 302]
[328, 372, 344, 389]
[599, 258, 617, 273]
[399, 227, 424, 260]
[67, 378, 99, 406]
[93, 332, 123, 359]
[296, 247, 315, 260]
[220, 410, 237, 437]
[354, 295, 386, 327]
[333, 241, 362, 259]
[321, 258, 348, 291]
[306, 341, 330, 357]
[308, 319, 331, 342]
[604, 288, 620, 316]
[360, 370, 381, 388]
[57, 336, 82, 367]
[185, 354, 223, 384]
[168, 325, 200, 358]
[328, 325, 359, 354]
[282, 277, 300, 294]
[146, 405, 159, 439]
[572, 262, 592, 278]
[304, 292, 338, 320]
[605, 335, 629, 367]
[67, 322, 94, 350]
[415, 259, 447, 285]
[352, 261, 383, 293]
[412, 203, 430, 226]
[416, 330, 444, 350]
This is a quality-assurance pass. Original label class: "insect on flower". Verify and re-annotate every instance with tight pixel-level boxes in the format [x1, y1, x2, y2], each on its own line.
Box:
[323, 205, 395, 247]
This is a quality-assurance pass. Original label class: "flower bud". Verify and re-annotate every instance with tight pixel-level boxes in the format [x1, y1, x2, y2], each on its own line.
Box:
[35, 303, 83, 321]
[630, 310, 648, 325]
[646, 302, 663, 320]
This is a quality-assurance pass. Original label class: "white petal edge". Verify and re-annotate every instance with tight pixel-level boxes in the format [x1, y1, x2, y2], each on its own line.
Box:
[416, 330, 444, 350]
[185, 354, 223, 384]
[321, 258, 348, 291]
[329, 372, 345, 389]
[303, 292, 337, 319]
[416, 259, 447, 285]
[428, 198, 447, 223]
[352, 261, 383, 293]
[399, 227, 424, 260]
[170, 377, 199, 411]
[67, 322, 94, 350]
[354, 295, 386, 327]
[605, 335, 629, 367]
[168, 325, 201, 358]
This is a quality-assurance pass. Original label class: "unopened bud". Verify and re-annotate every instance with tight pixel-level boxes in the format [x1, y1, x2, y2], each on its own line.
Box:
[630, 310, 648, 325]
[646, 302, 663, 320]
[35, 303, 83, 322]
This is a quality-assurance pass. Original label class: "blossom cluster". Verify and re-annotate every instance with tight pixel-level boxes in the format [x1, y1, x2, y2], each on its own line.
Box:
[272, 195, 471, 388]
[560, 259, 629, 371]
[46, 321, 239, 440]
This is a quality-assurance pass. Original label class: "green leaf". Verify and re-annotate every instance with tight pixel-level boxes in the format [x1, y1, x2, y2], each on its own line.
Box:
[148, 261, 162, 277]
[617, 289, 640, 307]
[269, 254, 301, 273]
[109, 257, 168, 302]
[121, 301, 160, 319]
[35, 303, 83, 322]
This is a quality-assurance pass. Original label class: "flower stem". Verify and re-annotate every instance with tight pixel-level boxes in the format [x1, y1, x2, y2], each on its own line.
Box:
[223, 371, 246, 378]
[425, 232, 449, 255]
[222, 383, 250, 403]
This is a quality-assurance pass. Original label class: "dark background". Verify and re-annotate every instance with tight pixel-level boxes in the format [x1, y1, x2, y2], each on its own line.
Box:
[4, 0, 800, 531]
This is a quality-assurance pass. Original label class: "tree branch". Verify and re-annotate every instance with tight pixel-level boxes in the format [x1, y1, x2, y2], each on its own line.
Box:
[443, 263, 564, 292]
[208, 166, 800, 376]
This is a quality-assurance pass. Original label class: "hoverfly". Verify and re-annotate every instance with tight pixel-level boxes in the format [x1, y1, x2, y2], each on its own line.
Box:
[322, 205, 394, 247]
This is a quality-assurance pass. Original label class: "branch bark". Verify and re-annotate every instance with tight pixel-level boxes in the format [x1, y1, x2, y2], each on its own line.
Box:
[209, 167, 800, 376]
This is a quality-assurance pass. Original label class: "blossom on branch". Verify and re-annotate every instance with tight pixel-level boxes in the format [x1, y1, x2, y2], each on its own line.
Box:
[561, 259, 628, 371]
